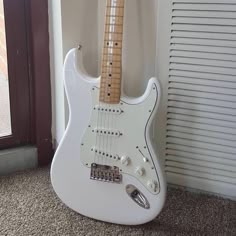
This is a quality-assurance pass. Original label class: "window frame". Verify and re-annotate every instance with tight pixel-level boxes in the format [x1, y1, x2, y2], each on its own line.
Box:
[0, 0, 53, 166]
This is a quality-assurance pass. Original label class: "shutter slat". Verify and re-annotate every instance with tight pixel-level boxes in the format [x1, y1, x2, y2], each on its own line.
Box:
[167, 137, 236, 155]
[170, 63, 236, 76]
[166, 155, 236, 172]
[172, 4, 236, 12]
[171, 37, 236, 48]
[167, 143, 236, 161]
[170, 56, 236, 69]
[169, 82, 236, 95]
[172, 11, 236, 19]
[170, 44, 236, 55]
[172, 24, 236, 34]
[167, 131, 236, 147]
[172, 17, 236, 26]
[168, 107, 236, 122]
[169, 77, 236, 89]
[167, 119, 236, 135]
[167, 113, 236, 129]
[166, 149, 236, 167]
[173, 0, 236, 4]
[170, 70, 236, 82]
[168, 101, 236, 116]
[166, 160, 236, 178]
[170, 51, 236, 63]
[167, 125, 236, 141]
[169, 88, 236, 103]
[168, 94, 236, 108]
[166, 167, 236, 185]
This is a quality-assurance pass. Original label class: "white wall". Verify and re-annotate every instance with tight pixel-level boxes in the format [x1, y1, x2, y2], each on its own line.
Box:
[48, 0, 65, 147]
[49, 0, 165, 159]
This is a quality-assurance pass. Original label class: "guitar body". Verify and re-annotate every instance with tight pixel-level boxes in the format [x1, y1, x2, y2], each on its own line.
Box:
[51, 49, 166, 225]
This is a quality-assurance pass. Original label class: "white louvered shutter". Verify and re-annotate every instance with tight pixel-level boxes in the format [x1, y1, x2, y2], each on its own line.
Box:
[159, 0, 236, 198]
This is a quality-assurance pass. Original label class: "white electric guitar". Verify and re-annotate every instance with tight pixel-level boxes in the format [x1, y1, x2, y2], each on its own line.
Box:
[51, 0, 166, 225]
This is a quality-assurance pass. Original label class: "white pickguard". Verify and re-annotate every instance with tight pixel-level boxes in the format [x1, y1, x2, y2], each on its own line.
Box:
[51, 48, 166, 225]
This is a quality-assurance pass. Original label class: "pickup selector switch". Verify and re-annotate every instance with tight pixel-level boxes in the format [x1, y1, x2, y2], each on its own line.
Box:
[121, 156, 130, 166]
[135, 167, 145, 176]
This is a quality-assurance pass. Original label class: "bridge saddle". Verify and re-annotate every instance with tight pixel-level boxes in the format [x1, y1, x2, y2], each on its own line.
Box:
[90, 163, 122, 183]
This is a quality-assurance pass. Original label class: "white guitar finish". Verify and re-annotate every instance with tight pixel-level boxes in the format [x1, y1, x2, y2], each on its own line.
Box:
[51, 48, 166, 225]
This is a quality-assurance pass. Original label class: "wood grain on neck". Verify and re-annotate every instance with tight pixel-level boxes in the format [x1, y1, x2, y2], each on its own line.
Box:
[100, 0, 125, 104]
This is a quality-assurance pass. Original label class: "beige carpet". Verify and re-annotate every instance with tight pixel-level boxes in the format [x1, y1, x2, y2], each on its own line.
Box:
[0, 167, 235, 236]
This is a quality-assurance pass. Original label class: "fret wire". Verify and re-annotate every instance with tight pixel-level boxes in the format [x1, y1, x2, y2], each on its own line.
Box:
[100, 87, 121, 90]
[105, 39, 123, 43]
[102, 61, 121, 64]
[101, 73, 121, 77]
[103, 53, 122, 56]
[101, 79, 121, 82]
[101, 85, 121, 88]
[104, 47, 122, 50]
[101, 95, 121, 97]
[102, 65, 121, 69]
[106, 15, 123, 17]
[105, 31, 123, 35]
[107, 7, 124, 9]
[101, 73, 120, 76]
[105, 23, 123, 26]
[100, 90, 121, 94]
[103, 48, 122, 52]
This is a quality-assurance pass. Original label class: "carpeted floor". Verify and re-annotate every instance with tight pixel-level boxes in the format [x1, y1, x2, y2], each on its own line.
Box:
[0, 167, 235, 236]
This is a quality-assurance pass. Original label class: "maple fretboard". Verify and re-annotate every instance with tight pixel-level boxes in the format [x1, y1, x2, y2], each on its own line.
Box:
[100, 0, 125, 104]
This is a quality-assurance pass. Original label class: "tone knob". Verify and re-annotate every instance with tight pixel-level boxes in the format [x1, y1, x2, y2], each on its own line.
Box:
[147, 180, 158, 192]
[135, 167, 145, 176]
[121, 156, 130, 166]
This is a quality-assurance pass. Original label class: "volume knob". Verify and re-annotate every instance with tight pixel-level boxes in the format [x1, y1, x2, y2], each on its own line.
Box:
[121, 156, 130, 166]
[135, 167, 145, 176]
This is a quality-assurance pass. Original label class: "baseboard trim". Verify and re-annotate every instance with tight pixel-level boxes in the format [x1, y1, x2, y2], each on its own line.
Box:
[0, 146, 38, 175]
[168, 184, 236, 201]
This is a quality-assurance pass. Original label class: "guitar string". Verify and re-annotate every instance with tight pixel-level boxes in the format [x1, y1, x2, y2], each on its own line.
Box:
[94, 82, 101, 165]
[110, 1, 123, 169]
[110, 16, 117, 168]
[102, 0, 113, 167]
[94, 0, 123, 169]
[94, 4, 108, 166]
[109, 21, 116, 168]
[102, 3, 109, 167]
[109, 0, 119, 168]
[103, 0, 112, 167]
[107, 2, 114, 167]
[107, 1, 116, 167]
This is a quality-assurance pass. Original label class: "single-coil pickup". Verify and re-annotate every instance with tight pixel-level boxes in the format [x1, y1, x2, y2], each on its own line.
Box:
[94, 105, 123, 115]
[92, 128, 122, 137]
[91, 148, 120, 161]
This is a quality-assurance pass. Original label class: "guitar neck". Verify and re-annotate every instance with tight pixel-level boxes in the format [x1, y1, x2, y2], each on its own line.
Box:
[100, 0, 125, 104]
